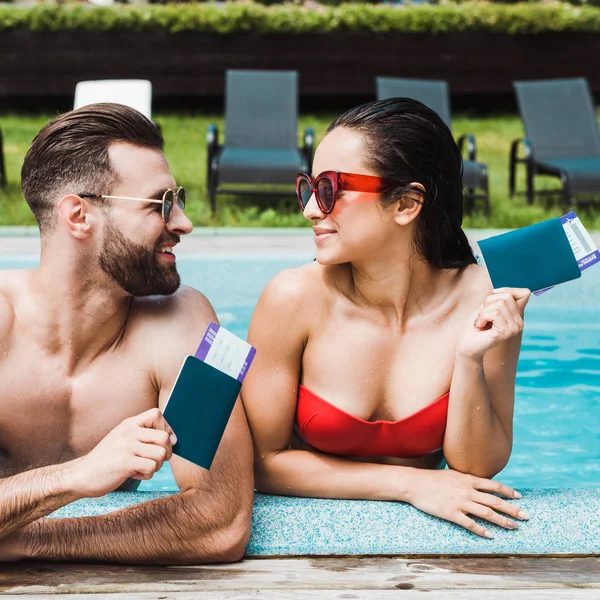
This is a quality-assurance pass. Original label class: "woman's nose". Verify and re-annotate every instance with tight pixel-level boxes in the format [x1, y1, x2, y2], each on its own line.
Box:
[302, 191, 324, 221]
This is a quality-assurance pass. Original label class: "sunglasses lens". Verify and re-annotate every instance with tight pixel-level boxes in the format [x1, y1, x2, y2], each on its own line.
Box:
[163, 190, 174, 222]
[298, 178, 312, 210]
[176, 187, 186, 212]
[317, 178, 335, 213]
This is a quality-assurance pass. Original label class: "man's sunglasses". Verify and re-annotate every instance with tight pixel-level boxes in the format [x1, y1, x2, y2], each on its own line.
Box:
[79, 187, 186, 225]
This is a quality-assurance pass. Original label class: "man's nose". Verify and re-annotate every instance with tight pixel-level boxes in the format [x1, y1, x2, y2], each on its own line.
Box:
[167, 202, 193, 235]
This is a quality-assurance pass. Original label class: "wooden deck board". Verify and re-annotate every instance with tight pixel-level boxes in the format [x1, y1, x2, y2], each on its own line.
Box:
[5, 591, 600, 600]
[0, 557, 597, 596]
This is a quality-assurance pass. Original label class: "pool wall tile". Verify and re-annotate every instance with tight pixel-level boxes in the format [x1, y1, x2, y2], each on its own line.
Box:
[48, 489, 600, 555]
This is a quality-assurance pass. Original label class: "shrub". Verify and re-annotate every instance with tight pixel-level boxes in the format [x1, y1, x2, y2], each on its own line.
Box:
[0, 2, 599, 35]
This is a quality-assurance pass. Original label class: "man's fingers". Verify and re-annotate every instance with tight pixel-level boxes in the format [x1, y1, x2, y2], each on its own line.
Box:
[135, 442, 169, 469]
[134, 408, 177, 444]
[130, 457, 160, 480]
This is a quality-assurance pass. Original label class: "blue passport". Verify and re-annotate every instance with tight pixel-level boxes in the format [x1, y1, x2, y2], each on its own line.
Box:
[163, 356, 241, 470]
[478, 217, 581, 293]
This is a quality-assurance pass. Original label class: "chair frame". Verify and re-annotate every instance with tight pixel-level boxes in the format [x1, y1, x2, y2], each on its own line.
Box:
[509, 138, 581, 209]
[206, 124, 314, 215]
[509, 78, 600, 209]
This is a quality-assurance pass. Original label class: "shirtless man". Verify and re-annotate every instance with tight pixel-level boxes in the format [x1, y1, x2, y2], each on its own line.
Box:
[0, 103, 254, 564]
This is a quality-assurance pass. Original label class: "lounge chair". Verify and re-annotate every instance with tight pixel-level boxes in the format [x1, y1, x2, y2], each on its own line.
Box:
[74, 79, 154, 120]
[376, 77, 490, 216]
[207, 70, 313, 214]
[0, 125, 6, 187]
[510, 77, 600, 207]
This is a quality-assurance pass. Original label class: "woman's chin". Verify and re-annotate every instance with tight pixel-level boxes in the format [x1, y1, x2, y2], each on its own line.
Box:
[314, 248, 350, 266]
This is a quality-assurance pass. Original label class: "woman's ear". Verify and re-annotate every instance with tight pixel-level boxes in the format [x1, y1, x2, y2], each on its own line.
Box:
[393, 182, 425, 227]
[57, 194, 94, 240]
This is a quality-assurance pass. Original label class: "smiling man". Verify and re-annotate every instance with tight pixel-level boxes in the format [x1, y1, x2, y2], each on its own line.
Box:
[0, 104, 254, 564]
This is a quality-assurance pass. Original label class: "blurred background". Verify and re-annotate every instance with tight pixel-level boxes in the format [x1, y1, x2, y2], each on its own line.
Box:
[1, 0, 600, 228]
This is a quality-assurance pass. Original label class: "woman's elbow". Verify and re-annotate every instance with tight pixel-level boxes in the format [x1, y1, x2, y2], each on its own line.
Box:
[254, 452, 284, 494]
[446, 453, 511, 480]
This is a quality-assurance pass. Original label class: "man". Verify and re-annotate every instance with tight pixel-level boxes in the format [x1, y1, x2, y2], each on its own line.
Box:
[0, 103, 254, 564]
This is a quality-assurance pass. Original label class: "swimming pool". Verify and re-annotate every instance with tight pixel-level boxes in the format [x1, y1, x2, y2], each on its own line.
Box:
[3, 254, 599, 490]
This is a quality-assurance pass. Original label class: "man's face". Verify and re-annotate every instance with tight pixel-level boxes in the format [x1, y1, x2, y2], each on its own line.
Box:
[96, 143, 193, 297]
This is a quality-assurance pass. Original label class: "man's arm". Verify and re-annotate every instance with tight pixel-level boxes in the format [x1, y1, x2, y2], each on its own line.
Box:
[10, 287, 254, 564]
[0, 464, 80, 540]
[16, 400, 254, 564]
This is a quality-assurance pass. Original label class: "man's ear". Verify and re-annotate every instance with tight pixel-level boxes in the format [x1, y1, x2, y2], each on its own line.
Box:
[56, 194, 95, 240]
[393, 182, 425, 227]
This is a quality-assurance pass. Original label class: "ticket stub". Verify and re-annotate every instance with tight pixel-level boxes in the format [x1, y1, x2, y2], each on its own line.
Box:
[560, 212, 600, 271]
[194, 322, 256, 383]
[535, 212, 598, 295]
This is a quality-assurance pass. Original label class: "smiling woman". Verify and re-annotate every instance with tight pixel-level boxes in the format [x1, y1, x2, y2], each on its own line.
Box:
[240, 97, 533, 540]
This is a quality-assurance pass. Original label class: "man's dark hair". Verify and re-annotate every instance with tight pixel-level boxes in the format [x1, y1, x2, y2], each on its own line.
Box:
[328, 98, 476, 270]
[21, 102, 164, 236]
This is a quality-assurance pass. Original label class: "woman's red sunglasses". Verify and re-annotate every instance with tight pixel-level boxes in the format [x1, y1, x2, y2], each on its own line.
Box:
[296, 171, 391, 215]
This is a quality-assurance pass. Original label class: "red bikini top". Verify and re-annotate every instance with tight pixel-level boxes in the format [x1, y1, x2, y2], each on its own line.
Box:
[296, 384, 449, 459]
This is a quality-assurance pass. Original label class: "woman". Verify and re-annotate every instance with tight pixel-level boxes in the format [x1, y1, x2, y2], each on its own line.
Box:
[242, 98, 531, 538]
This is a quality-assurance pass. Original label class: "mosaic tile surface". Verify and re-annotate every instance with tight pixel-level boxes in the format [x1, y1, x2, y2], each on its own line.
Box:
[48, 489, 600, 555]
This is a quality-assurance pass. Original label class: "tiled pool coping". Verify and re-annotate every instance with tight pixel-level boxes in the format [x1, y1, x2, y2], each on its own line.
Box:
[48, 490, 600, 556]
[3, 227, 600, 257]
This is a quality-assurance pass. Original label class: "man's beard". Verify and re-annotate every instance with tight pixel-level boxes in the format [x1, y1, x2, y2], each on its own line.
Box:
[98, 217, 181, 297]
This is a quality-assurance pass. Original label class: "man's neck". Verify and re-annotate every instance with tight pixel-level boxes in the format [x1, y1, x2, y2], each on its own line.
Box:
[20, 257, 132, 375]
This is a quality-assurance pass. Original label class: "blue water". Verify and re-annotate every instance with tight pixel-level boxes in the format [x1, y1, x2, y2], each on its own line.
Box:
[2, 254, 599, 489]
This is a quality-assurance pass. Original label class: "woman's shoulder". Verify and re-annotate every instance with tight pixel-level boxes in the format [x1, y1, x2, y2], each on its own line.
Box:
[453, 262, 493, 303]
[260, 261, 332, 305]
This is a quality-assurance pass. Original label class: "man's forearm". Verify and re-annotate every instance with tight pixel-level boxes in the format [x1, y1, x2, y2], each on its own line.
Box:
[0, 463, 80, 540]
[444, 354, 512, 477]
[18, 487, 249, 565]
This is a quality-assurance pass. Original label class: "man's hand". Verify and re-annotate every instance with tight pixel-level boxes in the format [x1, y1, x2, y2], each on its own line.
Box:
[65, 408, 176, 499]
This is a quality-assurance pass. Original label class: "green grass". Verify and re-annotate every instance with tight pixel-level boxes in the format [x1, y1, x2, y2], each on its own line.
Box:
[1, 111, 599, 229]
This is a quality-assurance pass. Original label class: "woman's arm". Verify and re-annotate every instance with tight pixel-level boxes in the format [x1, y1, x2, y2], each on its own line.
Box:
[242, 270, 528, 537]
[444, 287, 531, 478]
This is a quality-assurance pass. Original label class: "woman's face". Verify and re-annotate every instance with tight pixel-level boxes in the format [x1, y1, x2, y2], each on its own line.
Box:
[304, 126, 401, 266]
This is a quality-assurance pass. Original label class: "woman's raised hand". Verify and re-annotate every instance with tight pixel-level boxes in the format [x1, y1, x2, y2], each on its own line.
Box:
[457, 288, 531, 360]
[406, 469, 530, 538]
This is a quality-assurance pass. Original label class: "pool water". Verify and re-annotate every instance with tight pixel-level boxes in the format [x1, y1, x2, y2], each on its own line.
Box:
[3, 255, 599, 490]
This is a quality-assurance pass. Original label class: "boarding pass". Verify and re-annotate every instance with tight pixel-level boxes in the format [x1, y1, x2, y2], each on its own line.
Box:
[536, 212, 599, 295]
[194, 322, 256, 383]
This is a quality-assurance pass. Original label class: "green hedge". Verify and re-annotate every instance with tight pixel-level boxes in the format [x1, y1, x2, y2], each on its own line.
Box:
[0, 2, 600, 35]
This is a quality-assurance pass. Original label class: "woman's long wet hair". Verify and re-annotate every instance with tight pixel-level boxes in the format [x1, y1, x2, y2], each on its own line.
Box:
[328, 98, 477, 269]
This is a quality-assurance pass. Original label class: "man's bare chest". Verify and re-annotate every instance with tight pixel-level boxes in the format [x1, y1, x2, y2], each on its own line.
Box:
[0, 346, 157, 473]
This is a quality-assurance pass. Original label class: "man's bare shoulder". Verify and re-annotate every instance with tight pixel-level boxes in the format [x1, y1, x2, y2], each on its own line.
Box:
[129, 285, 217, 356]
[0, 271, 28, 339]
